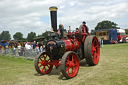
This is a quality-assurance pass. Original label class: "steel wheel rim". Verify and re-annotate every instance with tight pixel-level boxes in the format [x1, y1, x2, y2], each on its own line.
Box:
[65, 53, 79, 77]
[92, 37, 100, 64]
[38, 53, 53, 74]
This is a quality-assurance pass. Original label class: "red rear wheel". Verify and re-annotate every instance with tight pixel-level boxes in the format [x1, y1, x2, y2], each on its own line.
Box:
[34, 52, 53, 74]
[84, 35, 100, 66]
[92, 37, 100, 64]
[61, 51, 79, 79]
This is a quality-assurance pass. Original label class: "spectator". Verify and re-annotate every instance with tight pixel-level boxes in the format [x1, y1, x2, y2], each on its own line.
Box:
[40, 46, 43, 52]
[101, 39, 103, 47]
[17, 43, 21, 50]
[25, 42, 32, 58]
[11, 46, 16, 55]
[39, 42, 43, 50]
[98, 38, 101, 48]
[25, 42, 32, 50]
[32, 41, 36, 49]
[5, 45, 9, 54]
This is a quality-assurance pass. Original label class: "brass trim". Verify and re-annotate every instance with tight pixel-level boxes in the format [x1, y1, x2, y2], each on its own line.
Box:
[49, 6, 58, 11]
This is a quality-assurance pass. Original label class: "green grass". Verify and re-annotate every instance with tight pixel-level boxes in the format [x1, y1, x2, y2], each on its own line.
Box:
[0, 43, 128, 85]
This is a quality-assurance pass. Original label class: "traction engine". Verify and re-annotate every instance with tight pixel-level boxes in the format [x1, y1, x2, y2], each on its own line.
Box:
[34, 6, 100, 79]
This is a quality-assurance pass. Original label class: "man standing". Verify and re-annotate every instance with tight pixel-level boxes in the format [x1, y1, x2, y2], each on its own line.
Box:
[82, 21, 89, 32]
[33, 41, 36, 49]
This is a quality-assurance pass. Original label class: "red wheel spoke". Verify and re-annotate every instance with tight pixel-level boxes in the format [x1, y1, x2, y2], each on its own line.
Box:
[66, 59, 69, 62]
[38, 62, 42, 64]
[94, 45, 98, 48]
[93, 39, 96, 45]
[72, 67, 75, 73]
[92, 45, 96, 52]
[65, 63, 68, 67]
[43, 56, 46, 60]
[47, 65, 50, 69]
[41, 66, 44, 72]
[72, 56, 74, 62]
[66, 67, 70, 75]
[39, 57, 43, 62]
[47, 59, 50, 62]
[38, 64, 42, 68]
[43, 66, 46, 72]
[35, 52, 53, 74]
[82, 36, 85, 42]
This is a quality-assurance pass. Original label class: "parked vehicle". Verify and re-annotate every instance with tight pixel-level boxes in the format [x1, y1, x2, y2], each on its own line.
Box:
[117, 29, 126, 43]
[93, 29, 118, 44]
[93, 29, 126, 44]
[126, 37, 128, 43]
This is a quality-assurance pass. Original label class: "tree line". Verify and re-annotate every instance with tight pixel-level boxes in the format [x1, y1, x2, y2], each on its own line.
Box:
[0, 31, 47, 42]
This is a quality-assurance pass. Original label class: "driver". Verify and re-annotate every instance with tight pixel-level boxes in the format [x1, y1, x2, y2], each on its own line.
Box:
[57, 24, 65, 38]
[81, 21, 89, 35]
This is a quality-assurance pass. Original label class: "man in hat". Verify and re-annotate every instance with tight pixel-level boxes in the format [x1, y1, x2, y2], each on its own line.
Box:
[82, 21, 89, 31]
[81, 21, 89, 35]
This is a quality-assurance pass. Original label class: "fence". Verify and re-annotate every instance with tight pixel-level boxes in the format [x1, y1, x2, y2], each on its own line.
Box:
[0, 48, 41, 60]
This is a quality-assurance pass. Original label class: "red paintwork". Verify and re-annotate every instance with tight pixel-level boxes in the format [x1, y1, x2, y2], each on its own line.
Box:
[62, 39, 80, 52]
[38, 52, 61, 74]
[38, 53, 53, 74]
[65, 53, 79, 77]
[117, 33, 126, 41]
[81, 25, 89, 43]
[91, 37, 100, 64]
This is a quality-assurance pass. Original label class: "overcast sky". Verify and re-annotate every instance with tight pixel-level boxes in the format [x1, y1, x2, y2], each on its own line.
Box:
[0, 0, 128, 38]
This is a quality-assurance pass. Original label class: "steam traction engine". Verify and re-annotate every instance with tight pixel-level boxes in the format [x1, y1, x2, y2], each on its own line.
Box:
[34, 6, 100, 79]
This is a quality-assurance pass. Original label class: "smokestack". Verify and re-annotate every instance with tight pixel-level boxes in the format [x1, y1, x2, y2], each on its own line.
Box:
[49, 6, 58, 32]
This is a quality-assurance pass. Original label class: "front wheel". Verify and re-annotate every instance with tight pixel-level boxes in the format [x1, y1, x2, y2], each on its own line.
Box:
[61, 51, 79, 79]
[34, 52, 53, 75]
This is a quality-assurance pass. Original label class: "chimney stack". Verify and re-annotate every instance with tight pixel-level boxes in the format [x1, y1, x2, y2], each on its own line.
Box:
[49, 6, 58, 32]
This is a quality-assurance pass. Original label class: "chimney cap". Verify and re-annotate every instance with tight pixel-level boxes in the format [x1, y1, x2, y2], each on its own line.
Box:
[49, 6, 58, 11]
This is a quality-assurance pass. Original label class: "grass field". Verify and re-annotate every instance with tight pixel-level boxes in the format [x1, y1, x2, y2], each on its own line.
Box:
[0, 43, 128, 85]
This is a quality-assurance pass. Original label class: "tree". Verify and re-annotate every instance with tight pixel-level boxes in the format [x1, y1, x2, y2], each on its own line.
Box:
[27, 32, 36, 42]
[95, 20, 120, 30]
[42, 31, 48, 39]
[0, 31, 11, 40]
[125, 29, 128, 34]
[13, 32, 23, 40]
[91, 29, 94, 35]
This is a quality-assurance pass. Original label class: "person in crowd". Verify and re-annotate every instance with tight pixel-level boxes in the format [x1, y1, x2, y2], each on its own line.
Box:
[38, 41, 43, 50]
[33, 41, 36, 49]
[101, 38, 103, 48]
[98, 38, 101, 48]
[25, 42, 32, 57]
[25, 42, 32, 50]
[35, 42, 39, 54]
[18, 43, 21, 50]
[14, 43, 17, 48]
[76, 28, 79, 32]
[11, 46, 16, 55]
[43, 44, 45, 52]
[40, 46, 43, 52]
[17, 43, 22, 56]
